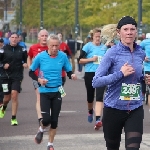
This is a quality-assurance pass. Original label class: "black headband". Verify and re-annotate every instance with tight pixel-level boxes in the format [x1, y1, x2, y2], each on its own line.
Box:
[117, 16, 137, 29]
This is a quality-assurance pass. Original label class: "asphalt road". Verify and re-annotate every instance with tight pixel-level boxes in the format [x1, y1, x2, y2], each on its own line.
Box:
[0, 43, 150, 149]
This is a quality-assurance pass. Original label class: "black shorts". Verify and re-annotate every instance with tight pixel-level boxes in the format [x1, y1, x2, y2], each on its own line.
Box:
[1, 79, 21, 95]
[103, 106, 144, 149]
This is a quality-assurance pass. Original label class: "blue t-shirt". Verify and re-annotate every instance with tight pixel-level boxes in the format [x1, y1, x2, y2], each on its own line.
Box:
[140, 39, 150, 72]
[82, 42, 107, 72]
[30, 51, 72, 93]
[3, 38, 9, 45]
[18, 41, 27, 50]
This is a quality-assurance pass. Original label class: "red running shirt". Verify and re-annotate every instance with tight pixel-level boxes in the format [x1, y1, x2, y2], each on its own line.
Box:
[28, 43, 48, 76]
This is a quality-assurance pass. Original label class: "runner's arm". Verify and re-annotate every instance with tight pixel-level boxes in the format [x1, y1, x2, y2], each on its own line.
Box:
[29, 54, 40, 80]
[27, 55, 32, 68]
[79, 50, 95, 64]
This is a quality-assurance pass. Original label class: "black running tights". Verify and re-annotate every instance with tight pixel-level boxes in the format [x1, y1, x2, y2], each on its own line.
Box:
[102, 106, 144, 150]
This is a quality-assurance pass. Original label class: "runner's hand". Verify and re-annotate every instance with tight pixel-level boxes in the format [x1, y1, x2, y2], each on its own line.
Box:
[71, 74, 77, 80]
[120, 62, 135, 77]
[144, 57, 149, 62]
[38, 78, 48, 86]
[145, 74, 150, 85]
[23, 63, 28, 68]
[92, 56, 98, 62]
[4, 63, 9, 69]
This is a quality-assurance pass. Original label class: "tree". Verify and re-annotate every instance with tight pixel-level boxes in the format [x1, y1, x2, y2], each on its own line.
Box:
[14, 0, 150, 37]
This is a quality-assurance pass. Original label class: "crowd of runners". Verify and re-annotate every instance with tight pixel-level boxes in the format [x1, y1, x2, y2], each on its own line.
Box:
[0, 16, 150, 150]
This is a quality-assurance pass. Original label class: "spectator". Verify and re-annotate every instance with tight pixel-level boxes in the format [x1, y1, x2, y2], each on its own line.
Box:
[66, 34, 76, 73]
[22, 29, 27, 42]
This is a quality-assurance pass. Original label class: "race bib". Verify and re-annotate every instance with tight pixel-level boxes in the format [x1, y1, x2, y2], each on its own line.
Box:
[58, 86, 66, 97]
[119, 83, 141, 100]
[93, 56, 103, 64]
[2, 84, 8, 92]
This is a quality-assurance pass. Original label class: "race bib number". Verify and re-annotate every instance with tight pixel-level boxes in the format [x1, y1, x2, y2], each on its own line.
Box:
[93, 56, 103, 64]
[119, 83, 141, 100]
[58, 86, 66, 97]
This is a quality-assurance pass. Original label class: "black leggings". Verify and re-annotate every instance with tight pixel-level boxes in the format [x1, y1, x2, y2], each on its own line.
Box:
[40, 92, 62, 129]
[102, 106, 144, 150]
[84, 72, 105, 103]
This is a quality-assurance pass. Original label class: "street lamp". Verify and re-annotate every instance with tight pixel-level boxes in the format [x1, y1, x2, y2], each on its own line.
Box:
[20, 0, 22, 33]
[40, 0, 43, 30]
[138, 0, 142, 36]
[4, 0, 7, 22]
[75, 0, 79, 38]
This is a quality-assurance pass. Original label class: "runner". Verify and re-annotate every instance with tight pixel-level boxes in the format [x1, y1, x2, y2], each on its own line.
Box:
[29, 34, 77, 150]
[66, 34, 76, 73]
[92, 16, 145, 150]
[3, 32, 9, 45]
[79, 28, 107, 130]
[0, 32, 27, 125]
[0, 38, 4, 107]
[27, 29, 48, 126]
[18, 34, 27, 91]
[18, 34, 27, 50]
[140, 33, 150, 111]
[57, 32, 72, 86]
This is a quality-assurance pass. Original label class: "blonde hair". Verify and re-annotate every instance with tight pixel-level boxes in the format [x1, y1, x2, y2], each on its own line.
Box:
[89, 28, 101, 40]
[101, 24, 117, 45]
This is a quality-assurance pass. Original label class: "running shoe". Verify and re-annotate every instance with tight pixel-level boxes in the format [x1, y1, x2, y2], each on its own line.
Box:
[47, 145, 54, 150]
[88, 113, 93, 123]
[0, 106, 6, 118]
[35, 128, 43, 144]
[11, 119, 18, 126]
[94, 121, 102, 130]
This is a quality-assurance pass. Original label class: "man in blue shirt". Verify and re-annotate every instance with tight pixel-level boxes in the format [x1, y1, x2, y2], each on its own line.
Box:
[3, 32, 9, 45]
[18, 35, 27, 51]
[29, 34, 77, 150]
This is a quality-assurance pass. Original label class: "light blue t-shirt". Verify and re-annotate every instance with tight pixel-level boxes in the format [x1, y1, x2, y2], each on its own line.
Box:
[30, 50, 72, 93]
[140, 39, 150, 72]
[82, 42, 107, 72]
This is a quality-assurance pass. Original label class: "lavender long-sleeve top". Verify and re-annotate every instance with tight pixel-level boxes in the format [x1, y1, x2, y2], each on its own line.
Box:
[92, 42, 146, 110]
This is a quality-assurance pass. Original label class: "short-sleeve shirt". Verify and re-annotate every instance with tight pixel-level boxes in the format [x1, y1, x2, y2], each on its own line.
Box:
[28, 43, 48, 76]
[28, 43, 48, 59]
[82, 42, 107, 72]
[140, 39, 150, 72]
[30, 51, 72, 93]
